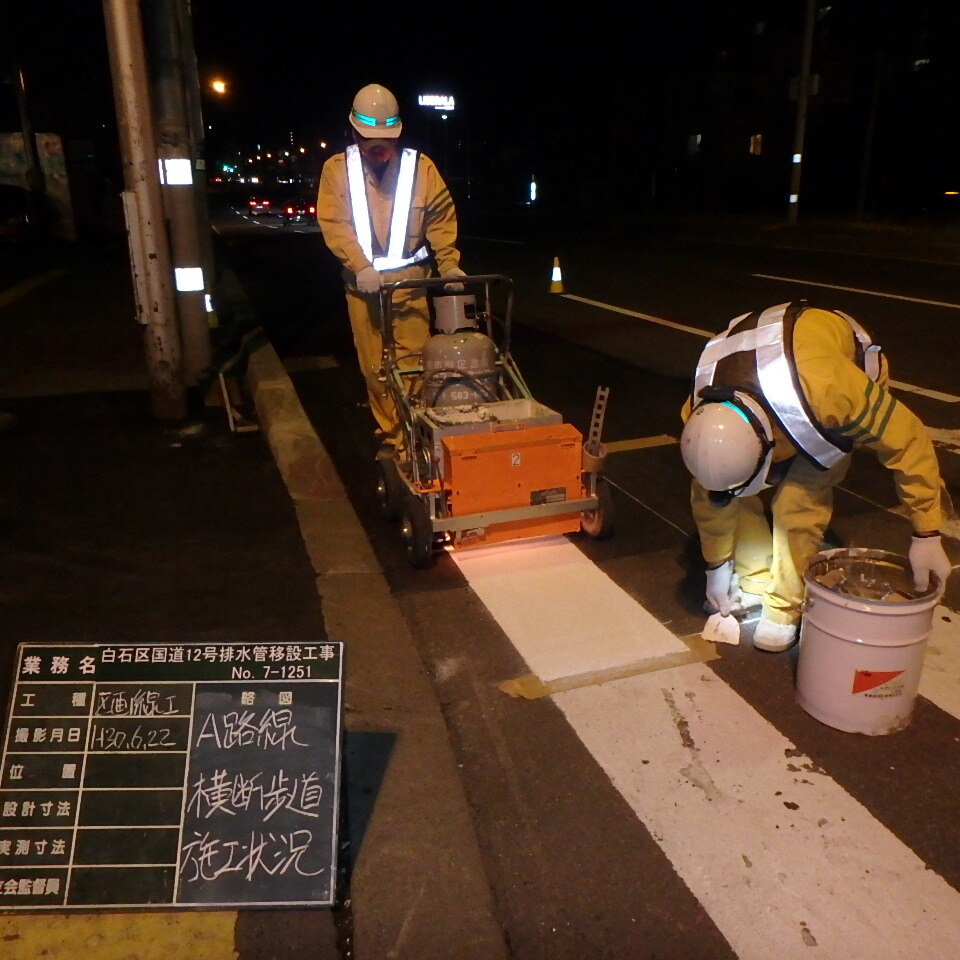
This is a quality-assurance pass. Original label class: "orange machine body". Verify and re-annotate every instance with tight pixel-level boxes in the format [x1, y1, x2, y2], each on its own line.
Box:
[441, 423, 584, 548]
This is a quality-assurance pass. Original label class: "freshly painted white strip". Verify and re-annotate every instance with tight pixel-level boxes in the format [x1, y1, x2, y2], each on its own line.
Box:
[560, 294, 715, 337]
[920, 605, 960, 719]
[451, 536, 688, 683]
[555, 664, 960, 959]
[753, 273, 960, 310]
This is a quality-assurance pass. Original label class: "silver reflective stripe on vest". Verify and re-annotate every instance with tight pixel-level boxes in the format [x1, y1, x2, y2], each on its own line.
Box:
[694, 302, 877, 470]
[753, 304, 844, 468]
[345, 145, 428, 272]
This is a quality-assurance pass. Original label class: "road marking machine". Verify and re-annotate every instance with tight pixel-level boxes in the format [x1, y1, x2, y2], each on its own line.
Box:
[375, 275, 613, 567]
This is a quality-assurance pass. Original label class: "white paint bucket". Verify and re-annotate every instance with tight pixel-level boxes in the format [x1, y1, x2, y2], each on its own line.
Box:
[795, 548, 939, 735]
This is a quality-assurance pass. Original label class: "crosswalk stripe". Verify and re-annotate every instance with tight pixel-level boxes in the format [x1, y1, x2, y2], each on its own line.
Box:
[919, 605, 960, 718]
[451, 537, 689, 683]
[557, 665, 960, 960]
[453, 535, 960, 959]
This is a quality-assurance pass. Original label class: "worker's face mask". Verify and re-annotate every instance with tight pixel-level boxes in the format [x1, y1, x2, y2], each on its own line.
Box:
[357, 137, 397, 166]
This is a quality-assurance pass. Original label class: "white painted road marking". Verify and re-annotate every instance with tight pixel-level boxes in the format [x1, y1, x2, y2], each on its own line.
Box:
[558, 664, 960, 960]
[451, 536, 688, 683]
[452, 535, 960, 959]
[561, 294, 715, 337]
[753, 273, 960, 310]
[561, 295, 960, 404]
[920, 605, 960, 718]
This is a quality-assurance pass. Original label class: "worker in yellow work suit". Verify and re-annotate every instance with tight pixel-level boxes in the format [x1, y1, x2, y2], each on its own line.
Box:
[680, 301, 952, 652]
[316, 83, 465, 451]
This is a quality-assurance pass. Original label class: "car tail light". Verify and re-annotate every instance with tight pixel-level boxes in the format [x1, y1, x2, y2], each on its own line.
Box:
[309, 206, 316, 214]
[286, 207, 293, 214]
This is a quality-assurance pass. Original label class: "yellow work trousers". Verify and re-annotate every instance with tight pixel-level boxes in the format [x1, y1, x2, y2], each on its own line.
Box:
[691, 454, 851, 625]
[345, 267, 430, 445]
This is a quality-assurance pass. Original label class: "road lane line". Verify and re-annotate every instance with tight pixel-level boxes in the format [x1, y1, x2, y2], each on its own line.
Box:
[889, 381, 960, 403]
[752, 273, 960, 309]
[560, 294, 960, 406]
[561, 290, 960, 403]
[556, 665, 960, 960]
[561, 294, 715, 337]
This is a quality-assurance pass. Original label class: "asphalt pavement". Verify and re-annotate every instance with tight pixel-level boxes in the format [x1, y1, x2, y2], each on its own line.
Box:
[1, 211, 959, 960]
[0, 235, 506, 960]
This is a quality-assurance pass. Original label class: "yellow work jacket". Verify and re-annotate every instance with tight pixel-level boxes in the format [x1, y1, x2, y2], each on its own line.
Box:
[316, 148, 460, 280]
[683, 306, 942, 533]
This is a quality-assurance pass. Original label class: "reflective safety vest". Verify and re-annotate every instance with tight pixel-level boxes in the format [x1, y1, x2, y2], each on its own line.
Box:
[693, 301, 883, 469]
[345, 144, 429, 272]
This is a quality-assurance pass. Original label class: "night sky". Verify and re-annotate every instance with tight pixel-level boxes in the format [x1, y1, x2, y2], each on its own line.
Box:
[3, 1, 959, 217]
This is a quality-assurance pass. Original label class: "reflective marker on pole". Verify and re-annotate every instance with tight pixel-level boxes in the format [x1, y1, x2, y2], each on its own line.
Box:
[162, 158, 194, 185]
[174, 267, 204, 292]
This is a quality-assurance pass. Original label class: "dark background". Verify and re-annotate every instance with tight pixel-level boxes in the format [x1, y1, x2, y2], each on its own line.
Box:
[2, 0, 960, 229]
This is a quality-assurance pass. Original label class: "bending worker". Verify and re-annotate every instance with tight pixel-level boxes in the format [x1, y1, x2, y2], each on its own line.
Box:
[680, 300, 952, 652]
[317, 83, 466, 450]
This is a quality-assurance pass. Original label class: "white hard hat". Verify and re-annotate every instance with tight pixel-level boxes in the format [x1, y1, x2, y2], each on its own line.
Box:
[680, 392, 775, 499]
[349, 84, 402, 139]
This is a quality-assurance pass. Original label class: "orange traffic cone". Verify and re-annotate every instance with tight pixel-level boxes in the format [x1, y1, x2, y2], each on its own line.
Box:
[549, 256, 564, 293]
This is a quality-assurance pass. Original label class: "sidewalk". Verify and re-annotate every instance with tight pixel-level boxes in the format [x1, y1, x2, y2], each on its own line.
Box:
[0, 238, 506, 960]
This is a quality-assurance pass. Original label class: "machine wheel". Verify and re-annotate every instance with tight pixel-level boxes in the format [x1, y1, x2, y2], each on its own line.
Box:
[375, 451, 405, 521]
[580, 476, 615, 539]
[400, 496, 435, 568]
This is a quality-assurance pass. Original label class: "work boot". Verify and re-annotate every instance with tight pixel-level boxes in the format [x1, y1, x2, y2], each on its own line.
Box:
[753, 617, 798, 652]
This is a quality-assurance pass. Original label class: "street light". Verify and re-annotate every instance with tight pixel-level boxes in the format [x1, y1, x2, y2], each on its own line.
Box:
[209, 77, 227, 96]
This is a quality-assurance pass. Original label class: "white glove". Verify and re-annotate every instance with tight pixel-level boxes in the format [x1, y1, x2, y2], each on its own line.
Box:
[442, 267, 467, 292]
[705, 560, 740, 616]
[909, 534, 951, 593]
[355, 266, 381, 295]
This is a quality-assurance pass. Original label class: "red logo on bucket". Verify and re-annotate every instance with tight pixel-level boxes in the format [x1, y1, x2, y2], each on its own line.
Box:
[852, 670, 905, 694]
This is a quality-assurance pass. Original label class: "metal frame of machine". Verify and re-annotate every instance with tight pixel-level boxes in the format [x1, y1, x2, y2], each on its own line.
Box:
[375, 275, 613, 566]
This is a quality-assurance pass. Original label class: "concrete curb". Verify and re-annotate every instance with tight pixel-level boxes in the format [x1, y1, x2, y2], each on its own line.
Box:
[245, 342, 509, 959]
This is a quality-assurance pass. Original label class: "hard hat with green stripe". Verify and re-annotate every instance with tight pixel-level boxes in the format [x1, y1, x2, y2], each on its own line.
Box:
[349, 84, 402, 139]
[681, 388, 776, 502]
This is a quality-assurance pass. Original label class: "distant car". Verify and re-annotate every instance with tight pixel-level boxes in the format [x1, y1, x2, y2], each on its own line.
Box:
[246, 196, 272, 216]
[0, 184, 30, 241]
[279, 197, 316, 225]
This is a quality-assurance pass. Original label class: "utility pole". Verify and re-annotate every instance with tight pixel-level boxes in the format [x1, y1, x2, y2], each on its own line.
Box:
[172, 0, 219, 326]
[143, 0, 212, 387]
[102, 0, 186, 420]
[788, 0, 817, 225]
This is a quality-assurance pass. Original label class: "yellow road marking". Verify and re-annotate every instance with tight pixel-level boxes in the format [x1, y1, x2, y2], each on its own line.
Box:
[0, 912, 238, 960]
[0, 269, 70, 312]
[605, 435, 677, 453]
[499, 633, 718, 700]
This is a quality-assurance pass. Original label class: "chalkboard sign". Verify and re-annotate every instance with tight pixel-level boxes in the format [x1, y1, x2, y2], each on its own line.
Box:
[0, 641, 343, 910]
